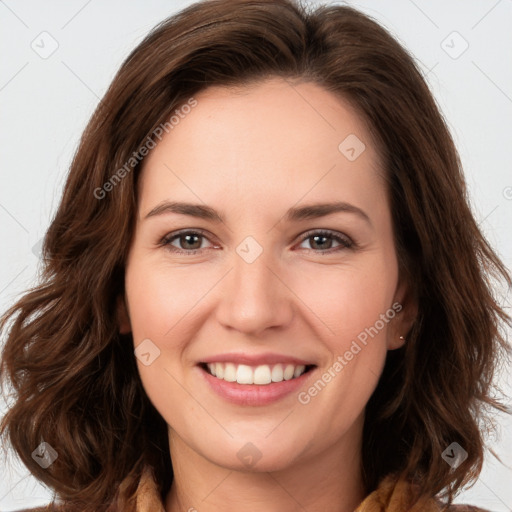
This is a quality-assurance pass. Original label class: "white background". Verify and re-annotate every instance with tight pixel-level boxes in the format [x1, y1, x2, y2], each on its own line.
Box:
[0, 0, 511, 510]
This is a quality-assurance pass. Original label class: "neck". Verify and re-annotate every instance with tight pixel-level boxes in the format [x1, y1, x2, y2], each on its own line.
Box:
[165, 412, 366, 512]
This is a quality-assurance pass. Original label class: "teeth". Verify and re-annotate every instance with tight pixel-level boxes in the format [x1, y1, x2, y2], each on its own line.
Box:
[284, 364, 295, 380]
[224, 363, 236, 382]
[204, 362, 308, 385]
[236, 364, 254, 384]
[215, 362, 224, 379]
[293, 365, 305, 378]
[254, 365, 272, 384]
[271, 364, 284, 382]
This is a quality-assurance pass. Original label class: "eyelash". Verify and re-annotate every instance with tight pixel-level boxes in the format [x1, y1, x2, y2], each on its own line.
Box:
[160, 228, 355, 255]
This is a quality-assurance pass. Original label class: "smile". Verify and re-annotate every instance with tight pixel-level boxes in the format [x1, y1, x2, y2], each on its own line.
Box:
[197, 361, 318, 406]
[201, 362, 316, 385]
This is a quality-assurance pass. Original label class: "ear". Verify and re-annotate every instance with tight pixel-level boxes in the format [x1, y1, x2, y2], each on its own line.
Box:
[116, 294, 132, 334]
[386, 278, 417, 350]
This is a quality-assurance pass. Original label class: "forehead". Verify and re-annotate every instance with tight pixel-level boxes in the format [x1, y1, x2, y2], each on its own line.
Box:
[138, 78, 386, 217]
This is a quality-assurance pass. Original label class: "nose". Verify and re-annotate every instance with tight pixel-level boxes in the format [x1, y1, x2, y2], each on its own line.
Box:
[215, 248, 294, 336]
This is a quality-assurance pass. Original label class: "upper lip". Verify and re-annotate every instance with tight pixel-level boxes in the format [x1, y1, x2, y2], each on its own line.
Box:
[200, 352, 316, 367]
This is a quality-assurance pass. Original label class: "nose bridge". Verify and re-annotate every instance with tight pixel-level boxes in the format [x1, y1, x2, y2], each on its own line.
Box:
[216, 239, 293, 334]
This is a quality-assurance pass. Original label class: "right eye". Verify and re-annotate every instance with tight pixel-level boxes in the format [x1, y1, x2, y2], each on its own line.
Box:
[160, 229, 217, 255]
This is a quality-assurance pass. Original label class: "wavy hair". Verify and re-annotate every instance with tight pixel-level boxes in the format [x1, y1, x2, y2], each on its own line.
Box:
[1, 0, 510, 510]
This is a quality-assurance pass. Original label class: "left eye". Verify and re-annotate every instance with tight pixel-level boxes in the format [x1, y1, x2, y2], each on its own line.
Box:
[297, 230, 353, 252]
[160, 229, 353, 255]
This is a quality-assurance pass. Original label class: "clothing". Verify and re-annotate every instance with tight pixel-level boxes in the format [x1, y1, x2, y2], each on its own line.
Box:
[13, 465, 491, 512]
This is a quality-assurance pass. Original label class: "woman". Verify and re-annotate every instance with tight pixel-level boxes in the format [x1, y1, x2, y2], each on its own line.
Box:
[1, 0, 510, 511]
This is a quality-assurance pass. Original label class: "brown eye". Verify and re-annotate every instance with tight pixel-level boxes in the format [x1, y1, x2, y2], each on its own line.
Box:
[298, 230, 353, 253]
[175, 233, 203, 250]
[161, 230, 213, 254]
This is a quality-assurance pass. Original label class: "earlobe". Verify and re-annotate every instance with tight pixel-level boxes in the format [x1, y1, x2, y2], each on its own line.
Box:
[387, 299, 417, 350]
[387, 332, 407, 351]
[387, 281, 418, 350]
[394, 334, 407, 350]
[116, 294, 132, 334]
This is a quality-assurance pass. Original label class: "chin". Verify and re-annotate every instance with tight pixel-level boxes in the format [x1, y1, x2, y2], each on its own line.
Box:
[198, 436, 307, 473]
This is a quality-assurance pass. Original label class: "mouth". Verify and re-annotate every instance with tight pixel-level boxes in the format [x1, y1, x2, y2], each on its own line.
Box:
[198, 362, 317, 385]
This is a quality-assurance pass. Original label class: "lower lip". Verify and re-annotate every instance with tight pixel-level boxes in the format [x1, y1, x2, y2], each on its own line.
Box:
[198, 365, 316, 406]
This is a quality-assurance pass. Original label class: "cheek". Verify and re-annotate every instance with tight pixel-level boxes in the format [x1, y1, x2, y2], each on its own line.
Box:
[291, 266, 394, 424]
[125, 257, 228, 412]
[289, 256, 397, 406]
[291, 259, 397, 347]
[124, 260, 210, 423]
[124, 260, 208, 402]
[125, 259, 214, 342]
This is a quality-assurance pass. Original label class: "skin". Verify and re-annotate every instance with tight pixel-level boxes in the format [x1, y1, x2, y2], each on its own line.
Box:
[118, 77, 416, 512]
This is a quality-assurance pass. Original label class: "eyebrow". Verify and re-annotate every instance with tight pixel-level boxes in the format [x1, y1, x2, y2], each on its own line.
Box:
[144, 200, 372, 226]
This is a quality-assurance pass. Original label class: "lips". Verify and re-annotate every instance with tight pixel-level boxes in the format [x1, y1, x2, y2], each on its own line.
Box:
[196, 352, 317, 405]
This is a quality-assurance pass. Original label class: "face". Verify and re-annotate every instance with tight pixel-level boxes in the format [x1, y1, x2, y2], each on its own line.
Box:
[120, 78, 414, 473]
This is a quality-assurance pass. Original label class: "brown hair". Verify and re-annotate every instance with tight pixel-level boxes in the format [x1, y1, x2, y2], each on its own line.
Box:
[1, 0, 510, 510]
